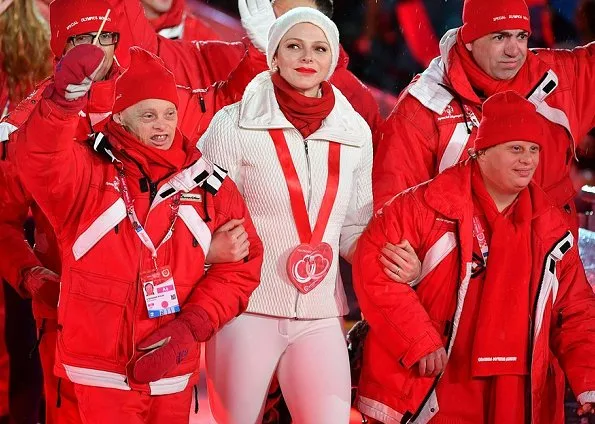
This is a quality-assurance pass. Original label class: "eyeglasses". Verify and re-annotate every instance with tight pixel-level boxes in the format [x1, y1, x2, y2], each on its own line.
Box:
[68, 32, 120, 47]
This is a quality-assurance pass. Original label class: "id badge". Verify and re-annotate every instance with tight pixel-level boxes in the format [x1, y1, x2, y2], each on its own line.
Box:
[140, 266, 181, 319]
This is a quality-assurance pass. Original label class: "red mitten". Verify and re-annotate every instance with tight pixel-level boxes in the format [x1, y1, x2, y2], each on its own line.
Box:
[48, 44, 106, 111]
[21, 266, 60, 309]
[133, 306, 214, 383]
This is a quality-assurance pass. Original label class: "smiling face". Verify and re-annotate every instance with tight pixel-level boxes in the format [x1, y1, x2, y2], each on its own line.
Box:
[477, 140, 541, 197]
[113, 99, 178, 150]
[466, 30, 529, 80]
[273, 22, 332, 97]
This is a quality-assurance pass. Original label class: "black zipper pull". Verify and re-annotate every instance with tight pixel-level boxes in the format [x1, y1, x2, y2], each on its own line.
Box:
[199, 96, 206, 113]
[149, 181, 158, 203]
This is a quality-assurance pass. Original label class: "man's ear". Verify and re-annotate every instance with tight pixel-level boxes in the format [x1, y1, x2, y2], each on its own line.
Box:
[465, 42, 473, 52]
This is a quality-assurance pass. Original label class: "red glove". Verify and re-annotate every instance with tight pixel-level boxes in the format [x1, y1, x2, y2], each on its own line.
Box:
[48, 44, 106, 111]
[21, 266, 60, 309]
[133, 306, 214, 383]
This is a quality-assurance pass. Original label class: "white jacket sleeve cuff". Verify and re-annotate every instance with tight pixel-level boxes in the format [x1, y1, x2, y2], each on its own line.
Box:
[577, 391, 595, 405]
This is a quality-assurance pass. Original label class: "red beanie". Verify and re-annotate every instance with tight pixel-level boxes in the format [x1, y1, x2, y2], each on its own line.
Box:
[49, 0, 119, 57]
[474, 91, 545, 151]
[113, 47, 179, 114]
[461, 0, 531, 43]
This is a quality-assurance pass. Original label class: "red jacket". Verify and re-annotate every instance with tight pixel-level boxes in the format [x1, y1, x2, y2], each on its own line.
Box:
[180, 13, 218, 41]
[14, 97, 263, 394]
[373, 29, 595, 217]
[354, 162, 595, 424]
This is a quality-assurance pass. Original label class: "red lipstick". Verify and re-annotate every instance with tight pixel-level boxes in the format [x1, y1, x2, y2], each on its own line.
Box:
[295, 67, 317, 74]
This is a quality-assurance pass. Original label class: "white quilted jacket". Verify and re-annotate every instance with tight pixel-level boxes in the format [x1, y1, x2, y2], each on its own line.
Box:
[198, 71, 373, 319]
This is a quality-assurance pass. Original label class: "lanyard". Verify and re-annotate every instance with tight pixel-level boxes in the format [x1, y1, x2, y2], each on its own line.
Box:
[117, 171, 180, 267]
[268, 129, 341, 245]
[472, 216, 489, 265]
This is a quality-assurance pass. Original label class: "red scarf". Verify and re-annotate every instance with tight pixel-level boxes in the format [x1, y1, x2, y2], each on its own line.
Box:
[106, 120, 189, 183]
[470, 162, 533, 377]
[272, 72, 335, 139]
[450, 32, 549, 103]
[148, 0, 184, 32]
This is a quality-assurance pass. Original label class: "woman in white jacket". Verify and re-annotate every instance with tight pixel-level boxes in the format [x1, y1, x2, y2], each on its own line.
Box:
[198, 7, 418, 423]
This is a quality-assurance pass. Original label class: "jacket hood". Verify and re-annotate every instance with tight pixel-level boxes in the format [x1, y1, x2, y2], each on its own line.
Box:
[237, 71, 370, 147]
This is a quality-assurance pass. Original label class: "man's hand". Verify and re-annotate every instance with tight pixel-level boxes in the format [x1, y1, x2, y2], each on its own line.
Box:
[22, 266, 60, 309]
[380, 240, 422, 284]
[48, 44, 105, 111]
[133, 307, 213, 383]
[206, 218, 250, 264]
[417, 347, 447, 377]
[239, 0, 276, 53]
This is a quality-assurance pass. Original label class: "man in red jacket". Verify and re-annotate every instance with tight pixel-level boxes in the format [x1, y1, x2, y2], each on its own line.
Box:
[0, 0, 250, 421]
[14, 44, 263, 423]
[373, 0, 595, 233]
[355, 91, 595, 424]
[142, 0, 219, 41]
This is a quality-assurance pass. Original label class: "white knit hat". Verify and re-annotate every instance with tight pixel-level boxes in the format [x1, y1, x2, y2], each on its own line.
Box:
[266, 7, 340, 81]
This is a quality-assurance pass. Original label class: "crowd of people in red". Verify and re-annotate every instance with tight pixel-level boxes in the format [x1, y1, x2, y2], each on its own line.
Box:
[0, 0, 593, 423]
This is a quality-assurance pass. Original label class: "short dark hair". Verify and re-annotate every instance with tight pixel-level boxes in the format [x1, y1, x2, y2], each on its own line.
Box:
[314, 0, 333, 18]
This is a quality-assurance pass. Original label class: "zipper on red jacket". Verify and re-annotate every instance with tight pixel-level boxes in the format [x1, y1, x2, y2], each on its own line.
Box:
[524, 232, 571, 424]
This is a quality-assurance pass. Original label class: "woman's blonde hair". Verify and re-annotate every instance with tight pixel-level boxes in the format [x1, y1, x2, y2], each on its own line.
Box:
[0, 0, 52, 103]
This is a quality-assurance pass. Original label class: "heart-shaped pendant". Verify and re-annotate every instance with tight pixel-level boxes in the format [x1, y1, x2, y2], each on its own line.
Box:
[286, 242, 333, 294]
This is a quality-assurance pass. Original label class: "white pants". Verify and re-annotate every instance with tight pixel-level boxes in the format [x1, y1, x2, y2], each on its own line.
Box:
[206, 313, 351, 424]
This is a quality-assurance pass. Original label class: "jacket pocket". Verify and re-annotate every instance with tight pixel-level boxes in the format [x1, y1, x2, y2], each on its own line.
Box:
[61, 269, 131, 363]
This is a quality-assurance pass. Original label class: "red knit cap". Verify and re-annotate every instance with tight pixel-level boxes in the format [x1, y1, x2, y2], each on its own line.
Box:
[461, 0, 531, 44]
[113, 47, 179, 114]
[474, 91, 545, 151]
[49, 0, 118, 57]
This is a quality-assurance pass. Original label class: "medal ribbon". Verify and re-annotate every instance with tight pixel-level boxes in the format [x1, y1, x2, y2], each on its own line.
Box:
[472, 216, 489, 265]
[268, 129, 340, 245]
[117, 171, 180, 264]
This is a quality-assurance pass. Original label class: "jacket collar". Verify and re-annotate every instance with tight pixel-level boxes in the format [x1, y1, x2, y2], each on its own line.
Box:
[407, 28, 458, 115]
[238, 71, 367, 147]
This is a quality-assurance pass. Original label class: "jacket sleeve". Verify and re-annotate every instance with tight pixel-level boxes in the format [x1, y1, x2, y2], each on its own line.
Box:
[570, 43, 595, 139]
[185, 177, 263, 331]
[550, 246, 595, 400]
[339, 128, 373, 262]
[111, 0, 246, 85]
[197, 108, 245, 192]
[331, 69, 381, 133]
[0, 153, 41, 296]
[217, 40, 268, 105]
[353, 193, 443, 368]
[373, 105, 437, 211]
[14, 99, 94, 239]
